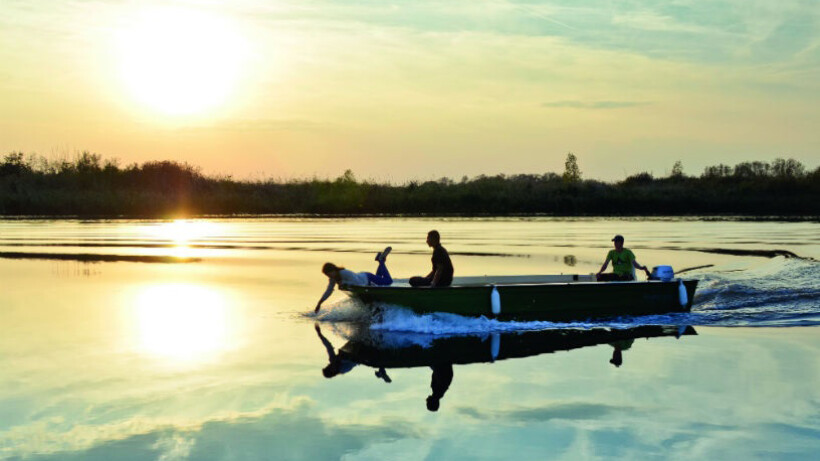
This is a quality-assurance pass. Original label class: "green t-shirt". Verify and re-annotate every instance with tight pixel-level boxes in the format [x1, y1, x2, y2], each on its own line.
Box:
[606, 248, 636, 276]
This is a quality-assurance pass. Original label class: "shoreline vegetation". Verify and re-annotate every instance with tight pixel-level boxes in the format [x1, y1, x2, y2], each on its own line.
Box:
[1, 152, 818, 218]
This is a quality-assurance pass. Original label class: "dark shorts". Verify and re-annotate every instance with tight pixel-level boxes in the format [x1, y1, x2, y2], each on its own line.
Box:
[409, 276, 452, 287]
[597, 273, 634, 282]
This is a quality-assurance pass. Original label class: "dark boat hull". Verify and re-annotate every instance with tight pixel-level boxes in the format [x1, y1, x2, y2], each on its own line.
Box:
[343, 280, 698, 321]
[342, 325, 697, 369]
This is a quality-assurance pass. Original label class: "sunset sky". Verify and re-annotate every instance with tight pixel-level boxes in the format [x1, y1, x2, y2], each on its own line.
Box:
[1, 0, 817, 182]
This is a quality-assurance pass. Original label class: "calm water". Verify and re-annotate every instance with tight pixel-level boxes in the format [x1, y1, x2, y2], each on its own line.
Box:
[1, 218, 818, 460]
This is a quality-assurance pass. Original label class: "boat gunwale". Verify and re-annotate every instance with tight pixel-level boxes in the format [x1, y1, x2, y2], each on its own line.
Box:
[342, 278, 699, 291]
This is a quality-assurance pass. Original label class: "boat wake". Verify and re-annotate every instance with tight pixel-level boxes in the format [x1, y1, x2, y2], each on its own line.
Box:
[687, 256, 820, 326]
[312, 300, 373, 323]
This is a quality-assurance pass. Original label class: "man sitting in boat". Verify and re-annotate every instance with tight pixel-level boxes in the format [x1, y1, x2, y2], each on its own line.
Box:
[426, 363, 453, 412]
[410, 230, 454, 288]
[315, 246, 393, 312]
[596, 234, 651, 281]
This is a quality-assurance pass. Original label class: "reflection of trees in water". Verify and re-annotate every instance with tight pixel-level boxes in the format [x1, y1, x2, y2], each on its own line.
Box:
[563, 254, 577, 266]
[51, 260, 101, 278]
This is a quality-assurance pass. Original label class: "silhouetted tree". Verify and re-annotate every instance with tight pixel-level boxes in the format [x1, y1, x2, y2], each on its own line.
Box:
[772, 158, 805, 179]
[671, 161, 684, 178]
[622, 172, 654, 185]
[337, 169, 356, 184]
[563, 152, 581, 183]
[0, 152, 30, 176]
[702, 164, 732, 178]
[733, 161, 770, 178]
[1, 151, 817, 217]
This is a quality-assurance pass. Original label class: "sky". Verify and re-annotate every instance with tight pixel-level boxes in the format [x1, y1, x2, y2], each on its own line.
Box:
[0, 0, 818, 182]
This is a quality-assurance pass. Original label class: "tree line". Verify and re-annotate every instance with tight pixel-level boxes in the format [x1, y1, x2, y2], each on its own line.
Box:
[0, 151, 817, 217]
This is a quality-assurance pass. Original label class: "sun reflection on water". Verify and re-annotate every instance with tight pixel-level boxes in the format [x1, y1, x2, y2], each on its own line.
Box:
[148, 220, 222, 244]
[133, 283, 233, 363]
[145, 220, 223, 259]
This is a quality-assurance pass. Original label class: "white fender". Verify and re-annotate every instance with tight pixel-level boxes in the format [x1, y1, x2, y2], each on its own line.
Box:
[491, 333, 500, 361]
[678, 279, 688, 306]
[491, 285, 501, 315]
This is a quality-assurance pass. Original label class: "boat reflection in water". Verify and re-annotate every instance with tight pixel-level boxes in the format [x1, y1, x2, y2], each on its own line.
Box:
[315, 324, 696, 412]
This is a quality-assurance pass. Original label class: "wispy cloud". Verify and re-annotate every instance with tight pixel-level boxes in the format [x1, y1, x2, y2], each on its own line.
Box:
[497, 0, 578, 31]
[541, 100, 652, 109]
[154, 434, 195, 461]
[456, 401, 635, 422]
[0, 397, 418, 461]
[0, 397, 314, 459]
[611, 9, 715, 35]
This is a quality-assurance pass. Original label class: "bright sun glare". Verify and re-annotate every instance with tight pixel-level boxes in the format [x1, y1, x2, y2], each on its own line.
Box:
[117, 7, 246, 116]
[144, 220, 222, 258]
[134, 283, 232, 363]
[148, 220, 221, 245]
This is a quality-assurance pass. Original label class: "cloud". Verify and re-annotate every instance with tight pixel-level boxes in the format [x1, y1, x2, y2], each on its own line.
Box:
[153, 434, 195, 461]
[456, 401, 634, 422]
[12, 400, 420, 461]
[541, 100, 652, 109]
[0, 396, 315, 460]
[611, 9, 716, 35]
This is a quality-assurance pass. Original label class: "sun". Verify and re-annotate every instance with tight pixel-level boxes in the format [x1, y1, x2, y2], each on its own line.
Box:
[117, 7, 246, 116]
[133, 283, 233, 363]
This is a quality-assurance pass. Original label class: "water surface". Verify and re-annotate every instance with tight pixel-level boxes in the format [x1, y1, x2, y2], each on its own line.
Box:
[1, 218, 818, 460]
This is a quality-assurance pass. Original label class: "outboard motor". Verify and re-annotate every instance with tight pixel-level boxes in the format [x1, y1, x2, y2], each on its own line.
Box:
[650, 265, 675, 281]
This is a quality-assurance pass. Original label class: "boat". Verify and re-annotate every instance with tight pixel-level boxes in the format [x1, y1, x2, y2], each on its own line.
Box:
[341, 274, 698, 321]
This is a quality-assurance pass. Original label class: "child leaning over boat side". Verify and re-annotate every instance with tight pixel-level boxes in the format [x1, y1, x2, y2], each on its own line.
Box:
[314, 246, 393, 312]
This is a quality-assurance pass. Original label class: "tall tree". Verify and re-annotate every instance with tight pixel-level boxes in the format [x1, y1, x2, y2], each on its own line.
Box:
[563, 152, 581, 183]
[671, 160, 684, 178]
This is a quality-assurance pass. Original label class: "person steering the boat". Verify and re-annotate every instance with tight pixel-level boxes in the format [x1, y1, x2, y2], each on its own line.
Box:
[410, 230, 454, 288]
[596, 235, 651, 281]
[315, 246, 393, 312]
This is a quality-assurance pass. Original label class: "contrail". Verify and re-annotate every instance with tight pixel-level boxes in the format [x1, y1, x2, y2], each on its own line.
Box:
[494, 0, 578, 31]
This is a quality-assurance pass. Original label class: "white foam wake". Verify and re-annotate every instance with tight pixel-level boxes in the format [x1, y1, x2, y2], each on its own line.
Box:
[368, 305, 683, 334]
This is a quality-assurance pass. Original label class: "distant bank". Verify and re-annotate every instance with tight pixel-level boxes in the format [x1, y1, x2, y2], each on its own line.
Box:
[1, 152, 818, 218]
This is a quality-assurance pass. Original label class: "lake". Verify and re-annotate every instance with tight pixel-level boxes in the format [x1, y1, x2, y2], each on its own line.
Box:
[1, 217, 818, 460]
